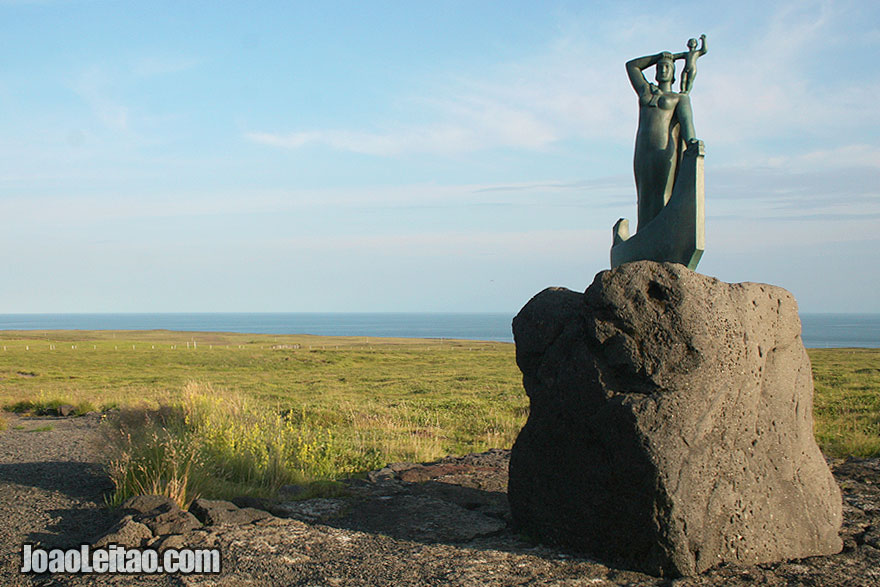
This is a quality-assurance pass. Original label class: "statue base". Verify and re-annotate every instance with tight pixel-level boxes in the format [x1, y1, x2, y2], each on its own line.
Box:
[508, 262, 842, 577]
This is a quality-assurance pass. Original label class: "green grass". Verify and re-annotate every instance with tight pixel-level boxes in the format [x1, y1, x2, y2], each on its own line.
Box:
[0, 331, 522, 452]
[101, 383, 379, 506]
[6, 396, 98, 416]
[0, 330, 876, 505]
[809, 348, 880, 458]
[0, 330, 526, 505]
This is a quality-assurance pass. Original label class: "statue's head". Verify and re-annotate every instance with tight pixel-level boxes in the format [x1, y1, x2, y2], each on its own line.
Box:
[655, 52, 675, 84]
[687, 38, 698, 50]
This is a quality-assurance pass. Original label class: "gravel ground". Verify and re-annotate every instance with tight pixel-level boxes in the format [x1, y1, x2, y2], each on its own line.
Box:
[0, 413, 115, 587]
[1, 414, 879, 586]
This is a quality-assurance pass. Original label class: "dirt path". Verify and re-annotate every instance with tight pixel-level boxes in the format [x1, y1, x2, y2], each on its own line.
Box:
[1, 414, 878, 586]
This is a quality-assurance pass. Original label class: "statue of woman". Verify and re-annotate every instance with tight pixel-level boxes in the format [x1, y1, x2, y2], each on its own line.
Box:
[626, 49, 702, 231]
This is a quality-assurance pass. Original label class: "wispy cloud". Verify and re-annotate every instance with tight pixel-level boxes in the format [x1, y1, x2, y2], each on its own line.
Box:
[72, 66, 129, 132]
[793, 145, 880, 169]
[246, 126, 480, 156]
[699, 2, 878, 149]
[0, 180, 617, 226]
[280, 228, 603, 251]
[247, 0, 879, 183]
[246, 99, 558, 156]
[709, 215, 879, 252]
[68, 52, 199, 135]
[245, 24, 631, 156]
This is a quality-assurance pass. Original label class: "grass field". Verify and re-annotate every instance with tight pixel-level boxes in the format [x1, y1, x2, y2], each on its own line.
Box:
[810, 348, 880, 458]
[0, 330, 526, 504]
[0, 330, 877, 505]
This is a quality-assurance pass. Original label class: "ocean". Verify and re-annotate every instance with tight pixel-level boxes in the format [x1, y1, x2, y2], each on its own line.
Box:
[0, 312, 877, 348]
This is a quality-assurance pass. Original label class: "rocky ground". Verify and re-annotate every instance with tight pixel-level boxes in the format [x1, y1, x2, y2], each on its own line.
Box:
[1, 413, 878, 586]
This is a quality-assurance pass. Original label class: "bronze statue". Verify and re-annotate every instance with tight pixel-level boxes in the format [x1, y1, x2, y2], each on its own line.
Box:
[611, 37, 707, 270]
[676, 35, 707, 95]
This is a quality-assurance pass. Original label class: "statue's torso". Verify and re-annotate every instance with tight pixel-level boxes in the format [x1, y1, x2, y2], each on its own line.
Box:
[636, 86, 679, 153]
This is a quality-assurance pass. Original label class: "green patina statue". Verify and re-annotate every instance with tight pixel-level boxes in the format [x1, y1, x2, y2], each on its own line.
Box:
[611, 37, 707, 271]
[676, 34, 707, 95]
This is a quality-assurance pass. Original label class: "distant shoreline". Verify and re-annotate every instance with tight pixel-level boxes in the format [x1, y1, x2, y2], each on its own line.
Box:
[0, 329, 510, 346]
[0, 312, 878, 348]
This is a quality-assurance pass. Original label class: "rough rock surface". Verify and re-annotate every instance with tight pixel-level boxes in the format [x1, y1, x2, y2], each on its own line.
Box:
[120, 495, 202, 536]
[92, 515, 153, 548]
[269, 498, 349, 523]
[92, 497, 282, 551]
[333, 494, 506, 543]
[509, 261, 844, 576]
[189, 498, 272, 526]
[136, 506, 201, 536]
[122, 495, 180, 515]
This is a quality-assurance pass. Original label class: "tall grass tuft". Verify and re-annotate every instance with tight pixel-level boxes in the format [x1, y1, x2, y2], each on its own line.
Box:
[0, 411, 6, 432]
[103, 382, 388, 505]
[103, 406, 201, 508]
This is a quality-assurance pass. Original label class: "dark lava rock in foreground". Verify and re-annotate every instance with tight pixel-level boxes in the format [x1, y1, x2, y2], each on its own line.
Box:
[509, 261, 843, 576]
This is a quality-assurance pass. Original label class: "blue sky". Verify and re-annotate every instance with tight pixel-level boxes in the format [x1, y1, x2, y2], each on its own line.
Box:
[1, 0, 878, 313]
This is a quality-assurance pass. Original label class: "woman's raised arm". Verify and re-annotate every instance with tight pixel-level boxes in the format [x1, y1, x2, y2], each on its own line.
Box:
[626, 53, 660, 94]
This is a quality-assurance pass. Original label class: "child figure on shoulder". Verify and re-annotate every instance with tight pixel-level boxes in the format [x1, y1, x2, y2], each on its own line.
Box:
[675, 34, 707, 94]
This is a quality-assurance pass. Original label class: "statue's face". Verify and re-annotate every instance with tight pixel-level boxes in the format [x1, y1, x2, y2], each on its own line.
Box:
[656, 60, 674, 83]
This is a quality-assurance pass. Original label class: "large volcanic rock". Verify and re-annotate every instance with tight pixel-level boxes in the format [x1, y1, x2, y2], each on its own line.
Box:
[508, 261, 842, 577]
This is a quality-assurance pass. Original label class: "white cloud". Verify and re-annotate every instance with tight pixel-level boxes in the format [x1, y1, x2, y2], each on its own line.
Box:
[707, 158, 880, 219]
[245, 1, 878, 169]
[72, 66, 129, 132]
[246, 97, 558, 156]
[0, 179, 619, 228]
[709, 215, 879, 252]
[698, 2, 878, 148]
[261, 228, 609, 259]
[247, 126, 477, 156]
[796, 145, 880, 169]
[67, 53, 198, 136]
[245, 22, 633, 156]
